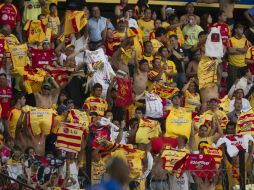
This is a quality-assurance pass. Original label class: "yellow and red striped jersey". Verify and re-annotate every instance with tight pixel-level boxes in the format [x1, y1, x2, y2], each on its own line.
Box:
[56, 122, 85, 153]
[199, 143, 222, 168]
[83, 96, 108, 116]
[236, 110, 254, 135]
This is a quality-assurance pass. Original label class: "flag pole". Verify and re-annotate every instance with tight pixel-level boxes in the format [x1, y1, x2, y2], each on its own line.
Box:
[239, 150, 245, 190]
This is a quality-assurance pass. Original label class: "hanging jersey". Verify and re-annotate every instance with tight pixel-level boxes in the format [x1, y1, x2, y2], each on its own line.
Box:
[198, 56, 220, 90]
[30, 49, 54, 68]
[0, 3, 20, 28]
[9, 44, 29, 73]
[165, 107, 192, 139]
[91, 158, 107, 185]
[137, 19, 154, 41]
[216, 134, 254, 157]
[26, 106, 56, 136]
[67, 109, 90, 131]
[212, 22, 231, 46]
[22, 0, 42, 23]
[0, 86, 12, 120]
[135, 118, 162, 144]
[162, 60, 177, 83]
[161, 147, 189, 176]
[145, 92, 163, 119]
[115, 77, 133, 108]
[0, 34, 19, 64]
[56, 122, 85, 153]
[7, 108, 22, 138]
[236, 110, 254, 135]
[199, 143, 222, 169]
[83, 96, 108, 116]
[24, 19, 47, 43]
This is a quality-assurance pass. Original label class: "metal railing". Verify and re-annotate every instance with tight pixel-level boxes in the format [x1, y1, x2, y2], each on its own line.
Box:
[0, 172, 35, 190]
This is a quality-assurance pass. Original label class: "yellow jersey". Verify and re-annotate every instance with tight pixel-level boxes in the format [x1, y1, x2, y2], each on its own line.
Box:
[135, 118, 162, 144]
[193, 134, 214, 151]
[143, 54, 154, 68]
[137, 19, 154, 42]
[47, 15, 60, 36]
[24, 19, 48, 43]
[7, 108, 22, 138]
[22, 0, 42, 23]
[162, 60, 177, 83]
[165, 107, 192, 139]
[9, 44, 29, 73]
[228, 36, 250, 67]
[83, 96, 108, 116]
[151, 39, 163, 55]
[198, 56, 220, 90]
[184, 90, 200, 112]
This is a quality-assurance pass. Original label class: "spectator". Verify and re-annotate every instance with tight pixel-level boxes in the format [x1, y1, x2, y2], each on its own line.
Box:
[115, 0, 128, 18]
[21, 0, 45, 24]
[229, 88, 251, 113]
[227, 99, 242, 124]
[0, 73, 12, 121]
[138, 8, 154, 41]
[200, 13, 213, 33]
[228, 24, 250, 89]
[180, 2, 200, 25]
[151, 27, 167, 55]
[88, 5, 114, 50]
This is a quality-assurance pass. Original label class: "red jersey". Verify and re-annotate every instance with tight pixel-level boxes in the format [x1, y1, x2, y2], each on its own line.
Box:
[0, 3, 20, 28]
[30, 49, 54, 68]
[91, 125, 110, 149]
[212, 22, 231, 46]
[0, 86, 12, 119]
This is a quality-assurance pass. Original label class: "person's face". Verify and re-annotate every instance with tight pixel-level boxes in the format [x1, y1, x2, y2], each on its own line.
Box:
[186, 3, 194, 14]
[135, 110, 143, 119]
[198, 126, 209, 138]
[219, 12, 227, 22]
[154, 20, 162, 29]
[235, 89, 244, 99]
[188, 16, 196, 26]
[172, 17, 179, 25]
[172, 96, 181, 107]
[161, 48, 169, 58]
[66, 47, 75, 56]
[94, 87, 102, 97]
[105, 112, 113, 121]
[235, 27, 244, 36]
[106, 29, 114, 39]
[153, 59, 161, 69]
[169, 37, 178, 47]
[3, 24, 11, 35]
[127, 9, 133, 18]
[207, 14, 213, 24]
[144, 42, 153, 54]
[117, 21, 126, 31]
[234, 99, 242, 111]
[28, 148, 35, 157]
[92, 7, 101, 18]
[139, 62, 149, 72]
[6, 140, 14, 149]
[59, 94, 67, 103]
[144, 9, 152, 20]
[0, 75, 7, 87]
[50, 5, 57, 14]
[43, 42, 51, 50]
[38, 15, 46, 20]
[42, 87, 51, 95]
[67, 102, 74, 109]
[188, 82, 196, 93]
[209, 100, 218, 111]
[20, 96, 26, 106]
[111, 90, 117, 99]
[226, 125, 236, 134]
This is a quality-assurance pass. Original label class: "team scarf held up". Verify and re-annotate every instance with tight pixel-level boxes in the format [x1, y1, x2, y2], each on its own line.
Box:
[152, 83, 179, 99]
[173, 154, 217, 180]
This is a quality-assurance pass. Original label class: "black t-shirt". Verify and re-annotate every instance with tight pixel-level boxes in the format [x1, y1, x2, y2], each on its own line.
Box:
[170, 47, 189, 73]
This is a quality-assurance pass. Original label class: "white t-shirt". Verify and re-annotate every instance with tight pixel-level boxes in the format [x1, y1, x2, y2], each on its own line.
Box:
[216, 134, 254, 157]
[71, 34, 89, 59]
[145, 92, 163, 119]
[169, 172, 189, 190]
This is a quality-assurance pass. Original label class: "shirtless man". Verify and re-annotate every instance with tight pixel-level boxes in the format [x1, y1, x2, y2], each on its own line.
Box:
[34, 76, 60, 109]
[197, 0, 235, 27]
[133, 58, 149, 96]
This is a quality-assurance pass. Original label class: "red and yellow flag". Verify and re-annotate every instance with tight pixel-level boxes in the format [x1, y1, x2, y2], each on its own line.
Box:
[152, 83, 179, 99]
[115, 77, 133, 107]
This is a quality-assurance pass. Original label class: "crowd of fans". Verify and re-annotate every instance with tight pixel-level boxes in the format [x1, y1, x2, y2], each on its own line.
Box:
[0, 0, 254, 189]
